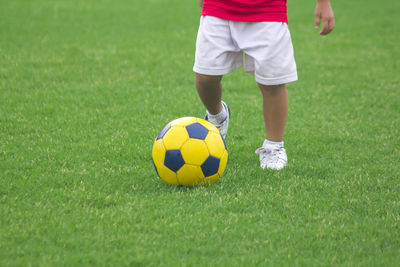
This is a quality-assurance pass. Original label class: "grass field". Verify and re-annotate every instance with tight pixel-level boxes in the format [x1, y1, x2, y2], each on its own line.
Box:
[1, 0, 399, 265]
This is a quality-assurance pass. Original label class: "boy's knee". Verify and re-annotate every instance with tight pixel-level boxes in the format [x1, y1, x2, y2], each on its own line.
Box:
[259, 83, 286, 96]
[196, 73, 222, 88]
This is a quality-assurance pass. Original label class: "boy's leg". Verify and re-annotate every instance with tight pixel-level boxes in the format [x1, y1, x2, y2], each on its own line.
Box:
[258, 83, 288, 142]
[196, 73, 230, 138]
[196, 73, 223, 115]
[255, 82, 288, 170]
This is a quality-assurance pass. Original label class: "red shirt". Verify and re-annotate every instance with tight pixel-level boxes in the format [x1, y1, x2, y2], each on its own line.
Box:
[202, 0, 288, 23]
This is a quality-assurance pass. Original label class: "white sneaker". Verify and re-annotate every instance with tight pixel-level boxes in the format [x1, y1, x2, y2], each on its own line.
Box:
[255, 144, 287, 170]
[205, 101, 230, 139]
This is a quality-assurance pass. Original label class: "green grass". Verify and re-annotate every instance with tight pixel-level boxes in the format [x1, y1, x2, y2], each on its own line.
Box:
[1, 0, 399, 265]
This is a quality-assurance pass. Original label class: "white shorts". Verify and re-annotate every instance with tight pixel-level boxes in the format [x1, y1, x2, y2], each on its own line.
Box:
[193, 16, 298, 85]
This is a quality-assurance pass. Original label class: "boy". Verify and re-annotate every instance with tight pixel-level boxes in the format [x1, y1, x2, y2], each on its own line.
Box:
[193, 0, 334, 170]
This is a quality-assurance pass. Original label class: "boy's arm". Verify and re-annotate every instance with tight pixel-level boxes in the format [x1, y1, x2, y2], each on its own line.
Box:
[315, 0, 335, 35]
[198, 0, 204, 8]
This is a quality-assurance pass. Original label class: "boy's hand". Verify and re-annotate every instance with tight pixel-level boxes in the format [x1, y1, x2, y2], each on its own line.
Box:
[315, 0, 335, 35]
[198, 0, 204, 8]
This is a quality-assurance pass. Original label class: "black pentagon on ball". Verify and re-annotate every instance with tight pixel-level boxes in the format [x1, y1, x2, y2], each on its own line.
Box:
[156, 123, 171, 140]
[201, 155, 220, 177]
[164, 150, 185, 172]
[186, 122, 209, 140]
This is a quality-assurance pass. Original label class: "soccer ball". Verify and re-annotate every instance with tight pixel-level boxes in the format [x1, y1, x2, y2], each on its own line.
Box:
[152, 117, 228, 186]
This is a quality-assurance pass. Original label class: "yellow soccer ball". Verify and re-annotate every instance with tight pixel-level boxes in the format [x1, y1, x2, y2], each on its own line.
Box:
[152, 117, 228, 186]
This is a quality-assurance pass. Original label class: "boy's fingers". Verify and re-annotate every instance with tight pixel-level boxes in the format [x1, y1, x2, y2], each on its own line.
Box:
[320, 18, 329, 35]
[315, 13, 321, 29]
[320, 17, 335, 35]
[329, 17, 335, 32]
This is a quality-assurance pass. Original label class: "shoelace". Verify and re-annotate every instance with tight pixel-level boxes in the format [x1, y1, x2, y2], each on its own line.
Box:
[255, 147, 285, 163]
[206, 116, 226, 130]
[214, 121, 225, 131]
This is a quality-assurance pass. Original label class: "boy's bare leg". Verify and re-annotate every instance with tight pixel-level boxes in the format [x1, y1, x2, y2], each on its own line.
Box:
[196, 73, 223, 115]
[258, 83, 288, 142]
